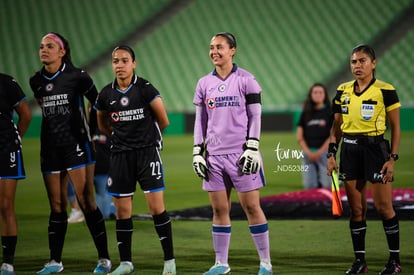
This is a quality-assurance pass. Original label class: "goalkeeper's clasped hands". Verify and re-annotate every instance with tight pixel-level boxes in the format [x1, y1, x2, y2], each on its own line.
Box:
[192, 138, 261, 179]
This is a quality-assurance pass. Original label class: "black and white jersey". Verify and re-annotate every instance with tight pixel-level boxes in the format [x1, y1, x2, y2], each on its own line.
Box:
[0, 73, 26, 152]
[95, 75, 162, 152]
[30, 63, 98, 146]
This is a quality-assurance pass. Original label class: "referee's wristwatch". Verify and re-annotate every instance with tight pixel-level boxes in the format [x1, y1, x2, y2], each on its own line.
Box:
[388, 153, 399, 161]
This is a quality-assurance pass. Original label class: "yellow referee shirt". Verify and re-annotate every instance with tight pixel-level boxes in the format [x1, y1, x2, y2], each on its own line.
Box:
[333, 78, 400, 136]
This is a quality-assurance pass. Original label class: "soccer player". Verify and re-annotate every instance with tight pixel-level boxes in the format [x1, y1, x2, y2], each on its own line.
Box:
[327, 44, 401, 275]
[29, 32, 111, 274]
[0, 73, 32, 275]
[192, 32, 273, 275]
[95, 45, 176, 275]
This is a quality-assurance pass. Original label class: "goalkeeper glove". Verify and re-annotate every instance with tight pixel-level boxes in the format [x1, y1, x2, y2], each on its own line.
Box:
[238, 138, 260, 174]
[193, 144, 208, 179]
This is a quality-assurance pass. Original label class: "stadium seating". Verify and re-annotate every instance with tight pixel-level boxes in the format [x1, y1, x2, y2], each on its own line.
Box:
[91, 0, 414, 112]
[0, 0, 413, 111]
[376, 28, 414, 106]
[0, 0, 172, 97]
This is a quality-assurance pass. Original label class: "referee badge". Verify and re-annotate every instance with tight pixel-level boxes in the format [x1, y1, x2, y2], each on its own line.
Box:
[361, 104, 374, 120]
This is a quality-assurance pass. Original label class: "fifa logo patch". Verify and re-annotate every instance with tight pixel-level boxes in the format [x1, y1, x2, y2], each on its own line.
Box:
[361, 104, 374, 120]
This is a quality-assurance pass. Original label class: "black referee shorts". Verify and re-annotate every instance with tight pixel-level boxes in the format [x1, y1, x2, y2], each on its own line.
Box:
[107, 146, 165, 197]
[340, 135, 390, 183]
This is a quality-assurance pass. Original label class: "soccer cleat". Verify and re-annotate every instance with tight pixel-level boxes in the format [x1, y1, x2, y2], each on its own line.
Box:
[162, 258, 176, 275]
[93, 258, 112, 274]
[258, 261, 273, 275]
[1, 263, 15, 275]
[203, 262, 231, 275]
[68, 208, 85, 223]
[345, 259, 368, 274]
[378, 260, 402, 275]
[36, 260, 64, 275]
[108, 261, 134, 275]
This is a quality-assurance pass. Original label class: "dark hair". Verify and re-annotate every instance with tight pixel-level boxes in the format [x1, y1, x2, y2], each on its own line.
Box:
[214, 32, 237, 48]
[351, 44, 376, 77]
[46, 32, 73, 66]
[302, 83, 331, 122]
[351, 44, 376, 61]
[112, 45, 136, 61]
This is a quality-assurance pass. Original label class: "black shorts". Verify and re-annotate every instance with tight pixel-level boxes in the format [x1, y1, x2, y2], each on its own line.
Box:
[107, 147, 165, 196]
[340, 135, 390, 182]
[41, 141, 95, 174]
[0, 149, 25, 179]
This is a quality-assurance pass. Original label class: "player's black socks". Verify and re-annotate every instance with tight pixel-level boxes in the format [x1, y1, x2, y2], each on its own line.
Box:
[48, 211, 68, 262]
[382, 215, 400, 263]
[153, 210, 174, 260]
[1, 236, 17, 265]
[350, 220, 367, 261]
[85, 208, 110, 259]
[116, 218, 133, 262]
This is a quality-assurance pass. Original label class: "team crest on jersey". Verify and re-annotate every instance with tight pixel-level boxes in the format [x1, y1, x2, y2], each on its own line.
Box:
[45, 83, 54, 92]
[206, 98, 216, 109]
[218, 84, 226, 92]
[107, 177, 112, 187]
[361, 104, 374, 120]
[120, 96, 129, 106]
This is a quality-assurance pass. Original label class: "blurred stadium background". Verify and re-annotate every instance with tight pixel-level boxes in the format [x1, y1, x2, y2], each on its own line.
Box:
[1, 0, 413, 136]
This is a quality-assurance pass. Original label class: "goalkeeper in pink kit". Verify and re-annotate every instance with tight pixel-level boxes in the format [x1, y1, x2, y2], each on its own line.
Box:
[192, 32, 273, 275]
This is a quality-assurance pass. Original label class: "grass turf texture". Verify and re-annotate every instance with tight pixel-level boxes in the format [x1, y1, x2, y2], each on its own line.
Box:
[13, 132, 414, 274]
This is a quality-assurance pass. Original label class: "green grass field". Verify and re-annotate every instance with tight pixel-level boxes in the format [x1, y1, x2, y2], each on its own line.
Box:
[12, 132, 414, 274]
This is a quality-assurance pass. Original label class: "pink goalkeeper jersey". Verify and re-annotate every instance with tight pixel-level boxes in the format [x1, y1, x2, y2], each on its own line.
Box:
[193, 64, 262, 155]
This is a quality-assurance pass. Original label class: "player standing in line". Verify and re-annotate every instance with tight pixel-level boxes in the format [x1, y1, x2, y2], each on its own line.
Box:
[296, 83, 333, 189]
[29, 32, 111, 274]
[0, 73, 32, 275]
[95, 45, 176, 275]
[327, 44, 401, 275]
[192, 32, 273, 275]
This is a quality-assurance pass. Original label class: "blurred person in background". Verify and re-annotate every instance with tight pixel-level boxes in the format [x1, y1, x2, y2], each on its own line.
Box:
[296, 83, 333, 189]
[0, 73, 32, 275]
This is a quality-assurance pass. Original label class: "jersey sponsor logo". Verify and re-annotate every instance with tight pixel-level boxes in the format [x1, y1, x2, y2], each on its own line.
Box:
[361, 104, 374, 120]
[110, 100, 117, 105]
[110, 108, 145, 122]
[42, 94, 69, 107]
[207, 98, 216, 109]
[206, 96, 241, 109]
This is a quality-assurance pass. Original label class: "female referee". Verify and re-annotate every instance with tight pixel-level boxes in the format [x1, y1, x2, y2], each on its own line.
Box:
[95, 45, 175, 275]
[0, 73, 31, 275]
[327, 44, 401, 275]
[29, 32, 111, 274]
[192, 32, 273, 275]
